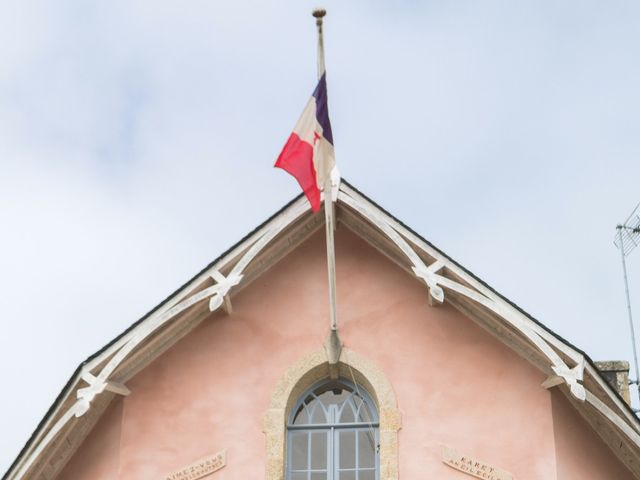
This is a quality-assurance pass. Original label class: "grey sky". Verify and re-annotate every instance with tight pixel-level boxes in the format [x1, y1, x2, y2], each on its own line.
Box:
[1, 0, 640, 473]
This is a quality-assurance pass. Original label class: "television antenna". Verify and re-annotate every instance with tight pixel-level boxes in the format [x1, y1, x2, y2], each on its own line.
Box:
[615, 201, 640, 406]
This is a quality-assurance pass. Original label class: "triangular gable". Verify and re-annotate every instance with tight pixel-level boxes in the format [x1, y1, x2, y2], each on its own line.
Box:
[5, 180, 640, 479]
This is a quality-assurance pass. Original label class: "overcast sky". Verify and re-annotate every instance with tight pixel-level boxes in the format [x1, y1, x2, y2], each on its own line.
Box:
[2, 0, 640, 473]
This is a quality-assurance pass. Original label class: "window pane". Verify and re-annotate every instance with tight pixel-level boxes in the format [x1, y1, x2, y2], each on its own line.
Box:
[339, 401, 356, 423]
[355, 397, 375, 423]
[338, 471, 356, 480]
[303, 396, 320, 424]
[310, 431, 327, 469]
[310, 403, 327, 424]
[292, 404, 309, 425]
[359, 470, 376, 480]
[358, 431, 376, 468]
[290, 431, 308, 470]
[339, 431, 356, 469]
[315, 385, 351, 411]
[310, 473, 327, 480]
[291, 473, 307, 480]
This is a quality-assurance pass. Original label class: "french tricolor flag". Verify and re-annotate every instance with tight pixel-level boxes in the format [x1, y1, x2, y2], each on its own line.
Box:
[275, 73, 335, 212]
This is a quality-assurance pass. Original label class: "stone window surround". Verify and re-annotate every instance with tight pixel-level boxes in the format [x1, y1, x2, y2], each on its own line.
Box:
[264, 348, 401, 480]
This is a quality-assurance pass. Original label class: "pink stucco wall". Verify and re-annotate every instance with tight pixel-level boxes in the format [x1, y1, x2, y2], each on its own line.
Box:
[61, 397, 122, 477]
[58, 227, 634, 479]
[551, 390, 635, 479]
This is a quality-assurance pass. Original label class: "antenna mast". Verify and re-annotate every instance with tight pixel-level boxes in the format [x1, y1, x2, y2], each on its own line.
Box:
[615, 201, 640, 407]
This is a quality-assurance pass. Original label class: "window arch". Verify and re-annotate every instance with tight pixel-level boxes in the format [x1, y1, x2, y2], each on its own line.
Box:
[287, 378, 379, 480]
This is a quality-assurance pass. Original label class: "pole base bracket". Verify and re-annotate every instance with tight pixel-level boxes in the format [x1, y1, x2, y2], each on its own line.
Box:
[325, 329, 342, 366]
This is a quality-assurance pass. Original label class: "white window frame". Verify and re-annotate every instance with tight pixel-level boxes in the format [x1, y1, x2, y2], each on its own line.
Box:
[286, 379, 380, 480]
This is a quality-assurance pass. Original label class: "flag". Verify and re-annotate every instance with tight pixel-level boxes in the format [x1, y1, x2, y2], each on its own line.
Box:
[275, 73, 335, 212]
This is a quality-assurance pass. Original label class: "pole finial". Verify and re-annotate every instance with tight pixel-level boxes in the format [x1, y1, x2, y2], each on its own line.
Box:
[312, 8, 326, 77]
[312, 8, 326, 19]
[313, 8, 326, 28]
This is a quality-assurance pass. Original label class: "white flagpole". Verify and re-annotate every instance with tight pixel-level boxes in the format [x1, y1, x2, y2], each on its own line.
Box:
[313, 9, 340, 339]
[325, 178, 338, 332]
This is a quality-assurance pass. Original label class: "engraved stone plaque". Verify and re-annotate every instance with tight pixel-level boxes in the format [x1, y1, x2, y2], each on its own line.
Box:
[165, 450, 226, 480]
[441, 446, 513, 480]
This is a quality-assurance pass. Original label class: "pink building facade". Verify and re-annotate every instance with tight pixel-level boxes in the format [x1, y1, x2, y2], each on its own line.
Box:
[6, 183, 640, 479]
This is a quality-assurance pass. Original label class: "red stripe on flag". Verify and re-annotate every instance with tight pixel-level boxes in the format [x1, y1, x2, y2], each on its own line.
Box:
[274, 133, 321, 212]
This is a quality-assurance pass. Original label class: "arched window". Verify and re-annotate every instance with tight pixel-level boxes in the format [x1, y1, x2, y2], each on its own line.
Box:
[287, 378, 379, 480]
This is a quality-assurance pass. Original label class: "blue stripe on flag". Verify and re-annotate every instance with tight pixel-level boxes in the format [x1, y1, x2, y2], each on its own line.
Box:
[312, 73, 333, 145]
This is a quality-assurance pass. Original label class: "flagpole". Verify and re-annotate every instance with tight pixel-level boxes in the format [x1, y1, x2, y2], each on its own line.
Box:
[324, 177, 338, 332]
[314, 9, 326, 77]
[313, 9, 341, 363]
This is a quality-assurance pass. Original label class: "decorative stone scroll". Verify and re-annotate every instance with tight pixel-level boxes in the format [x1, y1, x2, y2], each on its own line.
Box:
[441, 446, 513, 480]
[165, 450, 226, 480]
